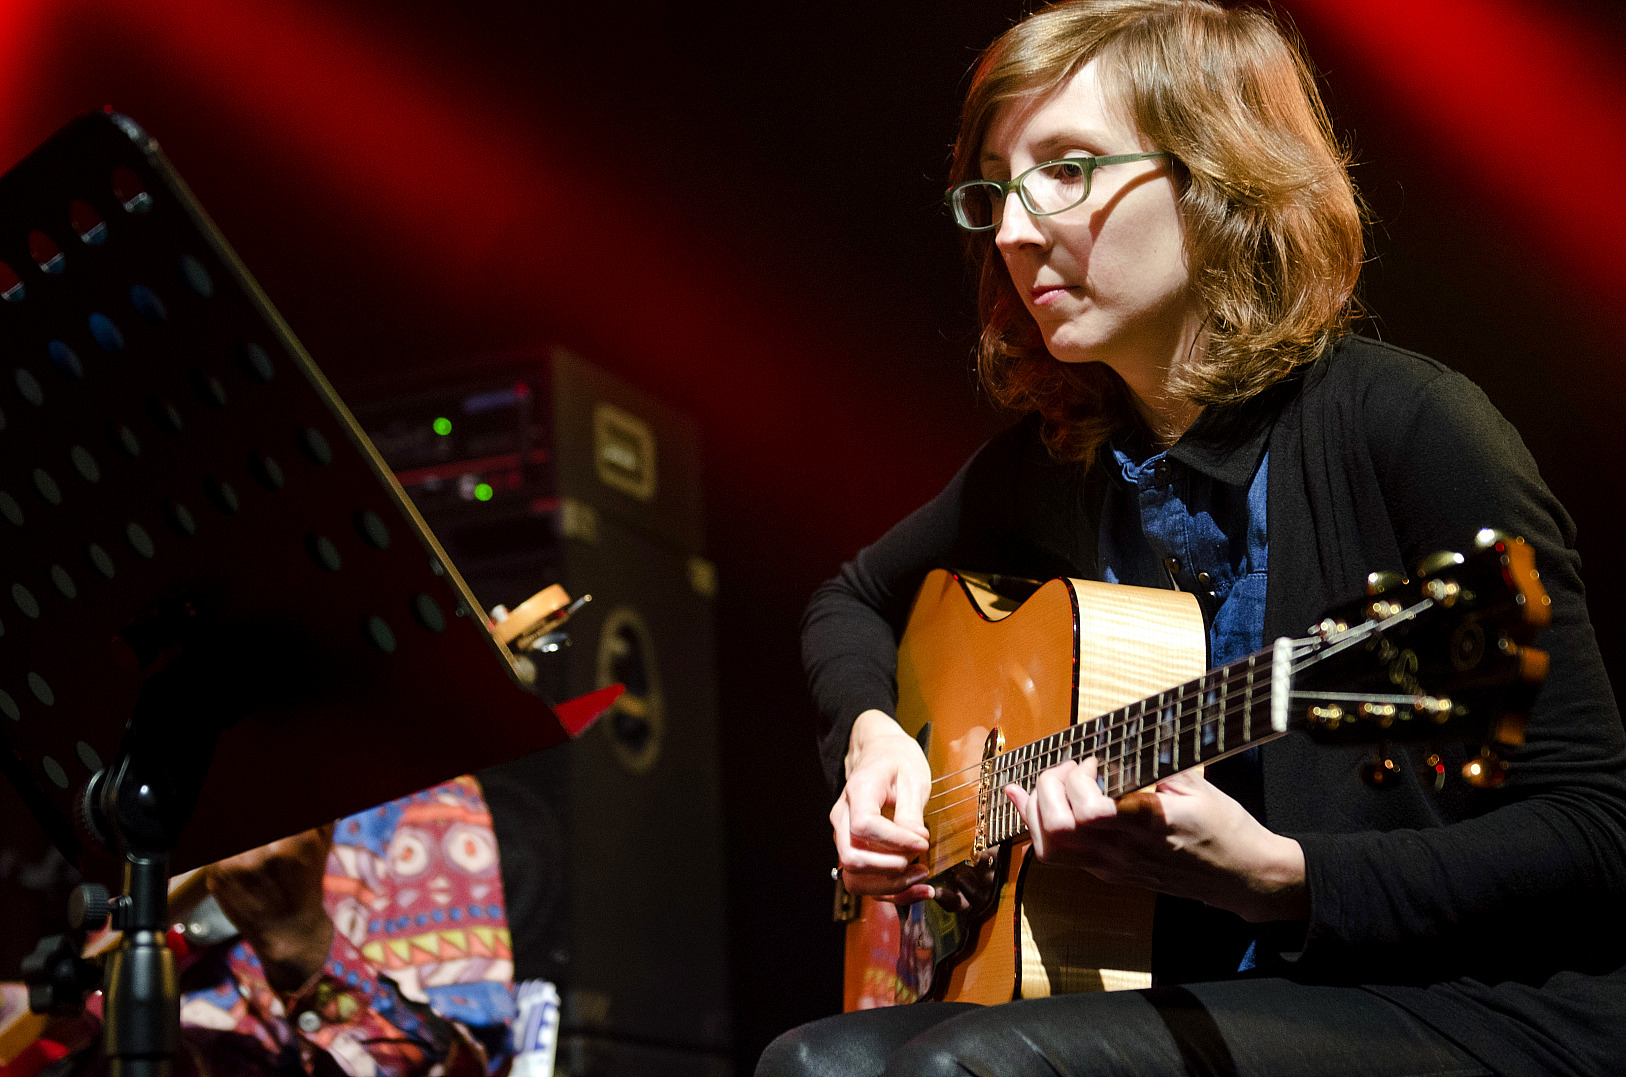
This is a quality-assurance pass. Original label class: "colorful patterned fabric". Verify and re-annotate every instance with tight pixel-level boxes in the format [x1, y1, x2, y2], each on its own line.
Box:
[162, 776, 515, 1077]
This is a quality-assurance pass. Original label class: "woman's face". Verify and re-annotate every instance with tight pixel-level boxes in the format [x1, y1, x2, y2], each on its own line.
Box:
[982, 59, 1201, 395]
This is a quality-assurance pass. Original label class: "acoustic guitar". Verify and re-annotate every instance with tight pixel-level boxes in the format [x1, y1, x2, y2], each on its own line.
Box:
[840, 530, 1549, 1009]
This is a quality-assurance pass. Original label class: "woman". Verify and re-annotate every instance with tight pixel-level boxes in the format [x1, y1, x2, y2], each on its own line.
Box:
[766, 1, 1626, 1074]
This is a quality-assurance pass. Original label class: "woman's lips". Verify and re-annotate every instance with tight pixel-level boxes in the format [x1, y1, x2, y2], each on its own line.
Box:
[1031, 284, 1073, 306]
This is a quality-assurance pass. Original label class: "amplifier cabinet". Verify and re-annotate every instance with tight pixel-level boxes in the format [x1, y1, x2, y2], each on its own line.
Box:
[484, 509, 730, 1055]
[354, 350, 729, 1066]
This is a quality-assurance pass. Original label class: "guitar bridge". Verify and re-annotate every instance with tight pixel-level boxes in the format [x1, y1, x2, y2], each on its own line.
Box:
[972, 727, 1005, 861]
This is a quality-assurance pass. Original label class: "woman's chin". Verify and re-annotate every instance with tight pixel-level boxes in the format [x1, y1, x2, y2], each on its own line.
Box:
[1041, 330, 1112, 366]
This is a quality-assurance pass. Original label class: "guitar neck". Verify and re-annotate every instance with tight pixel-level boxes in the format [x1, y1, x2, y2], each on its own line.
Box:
[982, 637, 1299, 847]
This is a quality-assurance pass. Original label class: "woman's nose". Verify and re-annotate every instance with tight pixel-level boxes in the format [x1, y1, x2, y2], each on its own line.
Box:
[993, 194, 1045, 250]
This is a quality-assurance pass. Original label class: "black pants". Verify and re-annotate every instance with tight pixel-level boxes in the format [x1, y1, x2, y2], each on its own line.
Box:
[755, 979, 1492, 1077]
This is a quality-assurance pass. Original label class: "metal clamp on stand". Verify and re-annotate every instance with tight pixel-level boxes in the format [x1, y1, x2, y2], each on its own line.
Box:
[80, 770, 184, 1077]
[21, 773, 184, 1077]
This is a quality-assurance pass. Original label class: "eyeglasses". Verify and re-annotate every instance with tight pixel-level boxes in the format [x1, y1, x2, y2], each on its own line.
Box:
[945, 152, 1172, 232]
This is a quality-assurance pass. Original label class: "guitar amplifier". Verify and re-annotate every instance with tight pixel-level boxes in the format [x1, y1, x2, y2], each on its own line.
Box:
[352, 350, 731, 1070]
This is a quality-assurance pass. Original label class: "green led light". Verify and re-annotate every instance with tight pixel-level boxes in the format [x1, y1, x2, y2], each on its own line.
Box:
[474, 482, 494, 502]
[432, 416, 453, 436]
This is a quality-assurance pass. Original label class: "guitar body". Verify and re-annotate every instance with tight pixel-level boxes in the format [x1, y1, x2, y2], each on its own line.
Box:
[843, 570, 1205, 1009]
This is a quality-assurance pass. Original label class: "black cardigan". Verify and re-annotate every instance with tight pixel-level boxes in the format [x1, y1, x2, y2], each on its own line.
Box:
[802, 336, 1626, 1076]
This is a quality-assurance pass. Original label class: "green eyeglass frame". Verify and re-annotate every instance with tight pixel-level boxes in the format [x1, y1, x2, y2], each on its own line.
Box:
[945, 152, 1172, 232]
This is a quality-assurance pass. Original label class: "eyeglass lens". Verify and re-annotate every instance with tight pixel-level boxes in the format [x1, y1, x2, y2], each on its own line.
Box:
[955, 160, 1094, 229]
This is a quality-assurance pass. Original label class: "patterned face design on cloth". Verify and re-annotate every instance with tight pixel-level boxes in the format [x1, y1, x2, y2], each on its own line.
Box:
[327, 776, 513, 1006]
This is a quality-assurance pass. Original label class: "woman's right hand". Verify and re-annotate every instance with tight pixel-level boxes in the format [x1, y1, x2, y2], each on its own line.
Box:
[831, 709, 934, 903]
[207, 824, 336, 994]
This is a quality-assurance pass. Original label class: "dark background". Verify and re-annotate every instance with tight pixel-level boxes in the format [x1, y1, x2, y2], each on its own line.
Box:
[2, 1, 1622, 1071]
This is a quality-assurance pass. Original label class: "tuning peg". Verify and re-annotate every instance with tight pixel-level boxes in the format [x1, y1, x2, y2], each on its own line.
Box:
[529, 630, 570, 654]
[1414, 550, 1466, 578]
[1365, 570, 1408, 595]
[1462, 746, 1509, 789]
[1358, 744, 1401, 788]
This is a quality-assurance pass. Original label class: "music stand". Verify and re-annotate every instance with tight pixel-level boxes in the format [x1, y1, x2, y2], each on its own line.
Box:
[0, 111, 599, 1075]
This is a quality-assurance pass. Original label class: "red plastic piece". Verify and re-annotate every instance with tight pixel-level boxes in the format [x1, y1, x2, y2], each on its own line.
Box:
[553, 683, 624, 737]
[0, 1038, 71, 1077]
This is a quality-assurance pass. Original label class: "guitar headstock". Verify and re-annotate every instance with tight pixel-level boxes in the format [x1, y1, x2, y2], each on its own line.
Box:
[1290, 530, 1550, 773]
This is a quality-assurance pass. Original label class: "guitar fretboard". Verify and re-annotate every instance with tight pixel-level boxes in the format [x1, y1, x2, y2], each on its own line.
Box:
[981, 638, 1297, 846]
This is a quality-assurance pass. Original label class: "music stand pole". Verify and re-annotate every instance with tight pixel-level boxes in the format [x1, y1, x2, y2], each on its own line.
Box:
[100, 852, 177, 1077]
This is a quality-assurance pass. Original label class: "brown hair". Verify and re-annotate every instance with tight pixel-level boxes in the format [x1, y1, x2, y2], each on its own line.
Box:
[954, 0, 1363, 463]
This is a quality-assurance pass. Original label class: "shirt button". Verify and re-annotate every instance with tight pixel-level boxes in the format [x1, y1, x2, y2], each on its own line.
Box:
[1165, 557, 1181, 576]
[297, 1010, 322, 1034]
[1153, 461, 1171, 482]
[1196, 571, 1213, 586]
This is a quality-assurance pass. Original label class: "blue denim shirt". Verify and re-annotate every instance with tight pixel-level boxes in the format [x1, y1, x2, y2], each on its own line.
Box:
[1099, 440, 1269, 669]
[1099, 435, 1271, 967]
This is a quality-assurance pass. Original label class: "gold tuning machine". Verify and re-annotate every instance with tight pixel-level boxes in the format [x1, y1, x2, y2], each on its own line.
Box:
[489, 585, 591, 655]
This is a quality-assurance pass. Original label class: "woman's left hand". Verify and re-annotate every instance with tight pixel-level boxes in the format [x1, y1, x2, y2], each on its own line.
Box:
[1005, 758, 1309, 923]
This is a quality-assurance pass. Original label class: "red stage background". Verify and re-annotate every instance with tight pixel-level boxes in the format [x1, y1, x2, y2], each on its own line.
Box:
[2, 1, 1622, 1069]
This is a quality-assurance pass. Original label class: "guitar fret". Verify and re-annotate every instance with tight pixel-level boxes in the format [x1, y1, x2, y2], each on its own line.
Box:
[1138, 706, 1151, 797]
[1148, 697, 1158, 787]
[1244, 654, 1256, 744]
[992, 768, 1000, 847]
[1154, 692, 1168, 781]
[1192, 672, 1204, 767]
[988, 754, 1001, 845]
[1177, 686, 1190, 780]
[1156, 693, 1170, 783]
[1151, 695, 1162, 786]
[1105, 708, 1121, 796]
[988, 777, 1001, 852]
[972, 635, 1317, 857]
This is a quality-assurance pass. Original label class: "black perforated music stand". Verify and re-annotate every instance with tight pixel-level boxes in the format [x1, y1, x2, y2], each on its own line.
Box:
[0, 111, 588, 1075]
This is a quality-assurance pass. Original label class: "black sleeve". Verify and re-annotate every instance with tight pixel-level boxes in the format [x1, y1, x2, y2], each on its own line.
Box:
[1293, 364, 1626, 980]
[801, 415, 1101, 794]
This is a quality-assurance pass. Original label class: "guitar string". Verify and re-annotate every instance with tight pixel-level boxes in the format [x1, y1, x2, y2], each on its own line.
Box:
[921, 679, 1457, 850]
[913, 597, 1457, 860]
[915, 652, 1288, 797]
[912, 595, 1435, 804]
[920, 705, 1256, 827]
[919, 682, 1439, 826]
[914, 653, 1293, 814]
[919, 707, 1257, 852]
[913, 628, 1403, 813]
[910, 601, 1441, 831]
[923, 715, 1248, 832]
[915, 636, 1329, 801]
